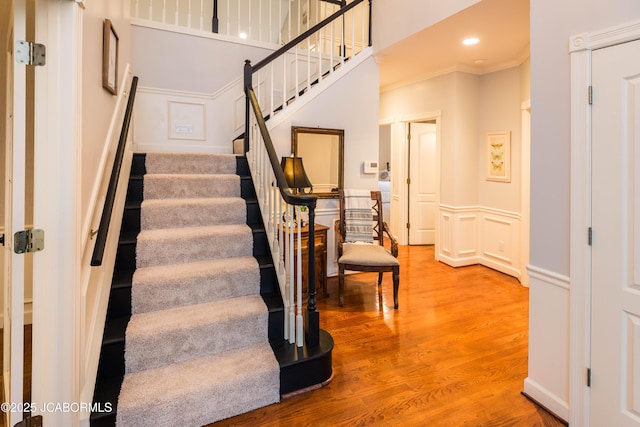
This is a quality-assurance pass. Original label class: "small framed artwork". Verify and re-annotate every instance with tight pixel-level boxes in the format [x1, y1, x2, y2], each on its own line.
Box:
[102, 19, 119, 95]
[486, 131, 511, 182]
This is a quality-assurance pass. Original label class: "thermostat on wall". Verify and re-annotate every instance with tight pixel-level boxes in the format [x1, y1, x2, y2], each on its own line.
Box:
[363, 161, 378, 174]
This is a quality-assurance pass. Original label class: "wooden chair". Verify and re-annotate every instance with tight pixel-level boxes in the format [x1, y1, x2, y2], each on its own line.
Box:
[335, 189, 400, 309]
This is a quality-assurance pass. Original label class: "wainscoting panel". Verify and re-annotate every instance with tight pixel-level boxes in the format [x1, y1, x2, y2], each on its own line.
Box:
[437, 205, 522, 279]
[524, 265, 570, 422]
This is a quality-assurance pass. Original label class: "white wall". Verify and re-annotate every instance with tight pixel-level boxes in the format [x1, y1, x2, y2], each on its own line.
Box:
[81, 0, 132, 237]
[478, 67, 522, 212]
[131, 24, 276, 94]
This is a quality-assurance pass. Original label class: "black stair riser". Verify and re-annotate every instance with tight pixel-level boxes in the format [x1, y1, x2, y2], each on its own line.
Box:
[106, 286, 132, 320]
[246, 201, 261, 225]
[241, 177, 256, 199]
[253, 230, 269, 257]
[131, 153, 146, 176]
[268, 310, 284, 341]
[114, 242, 136, 271]
[96, 341, 125, 382]
[236, 156, 249, 175]
[127, 176, 144, 203]
[121, 206, 141, 233]
[260, 265, 278, 294]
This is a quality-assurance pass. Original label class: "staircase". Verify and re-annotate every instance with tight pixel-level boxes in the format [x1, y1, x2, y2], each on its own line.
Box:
[91, 152, 333, 426]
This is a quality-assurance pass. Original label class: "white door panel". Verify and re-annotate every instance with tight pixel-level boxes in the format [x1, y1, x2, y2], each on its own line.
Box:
[409, 122, 436, 245]
[591, 37, 640, 426]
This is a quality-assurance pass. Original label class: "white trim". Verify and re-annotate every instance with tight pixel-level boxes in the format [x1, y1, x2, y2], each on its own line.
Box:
[569, 17, 640, 427]
[520, 100, 531, 287]
[523, 377, 570, 421]
[527, 264, 570, 291]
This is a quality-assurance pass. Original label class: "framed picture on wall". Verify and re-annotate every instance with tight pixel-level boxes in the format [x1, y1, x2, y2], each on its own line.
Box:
[102, 19, 119, 95]
[486, 131, 511, 182]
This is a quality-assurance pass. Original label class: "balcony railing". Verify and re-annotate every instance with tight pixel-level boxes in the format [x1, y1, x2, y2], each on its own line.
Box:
[131, 0, 346, 45]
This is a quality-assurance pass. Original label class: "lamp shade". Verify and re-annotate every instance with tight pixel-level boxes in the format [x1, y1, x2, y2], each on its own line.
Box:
[280, 156, 312, 192]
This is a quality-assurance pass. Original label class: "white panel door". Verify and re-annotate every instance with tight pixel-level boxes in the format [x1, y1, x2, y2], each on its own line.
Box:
[408, 122, 437, 245]
[591, 38, 640, 426]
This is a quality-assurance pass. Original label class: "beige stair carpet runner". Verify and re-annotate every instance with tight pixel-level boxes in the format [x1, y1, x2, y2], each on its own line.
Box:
[116, 152, 279, 427]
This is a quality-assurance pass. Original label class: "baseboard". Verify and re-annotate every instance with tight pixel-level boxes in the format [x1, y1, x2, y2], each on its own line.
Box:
[523, 377, 569, 422]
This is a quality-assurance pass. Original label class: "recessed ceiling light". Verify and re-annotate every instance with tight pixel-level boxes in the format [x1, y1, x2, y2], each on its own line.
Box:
[463, 37, 479, 46]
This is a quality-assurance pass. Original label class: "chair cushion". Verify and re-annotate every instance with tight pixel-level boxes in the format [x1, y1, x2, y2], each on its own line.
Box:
[339, 243, 399, 267]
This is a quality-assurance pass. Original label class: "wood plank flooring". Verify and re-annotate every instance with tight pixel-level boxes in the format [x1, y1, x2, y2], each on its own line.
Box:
[211, 245, 566, 427]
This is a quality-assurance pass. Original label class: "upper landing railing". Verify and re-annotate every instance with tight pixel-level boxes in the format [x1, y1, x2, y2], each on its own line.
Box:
[131, 0, 348, 45]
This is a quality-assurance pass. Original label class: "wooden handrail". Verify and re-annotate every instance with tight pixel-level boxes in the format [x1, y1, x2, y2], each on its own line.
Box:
[91, 76, 139, 267]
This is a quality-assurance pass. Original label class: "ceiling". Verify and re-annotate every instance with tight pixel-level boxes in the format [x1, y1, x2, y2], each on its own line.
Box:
[375, 0, 530, 91]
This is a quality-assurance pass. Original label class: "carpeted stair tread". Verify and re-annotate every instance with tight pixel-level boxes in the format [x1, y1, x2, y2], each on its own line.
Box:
[145, 152, 238, 175]
[125, 294, 269, 373]
[143, 174, 241, 200]
[136, 224, 253, 268]
[131, 256, 260, 313]
[140, 197, 247, 230]
[117, 342, 279, 427]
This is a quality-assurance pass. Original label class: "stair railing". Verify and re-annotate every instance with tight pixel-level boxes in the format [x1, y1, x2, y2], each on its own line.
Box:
[243, 0, 370, 349]
[246, 87, 320, 348]
[244, 0, 370, 122]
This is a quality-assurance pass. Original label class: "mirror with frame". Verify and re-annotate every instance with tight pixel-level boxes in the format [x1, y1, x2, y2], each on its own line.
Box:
[292, 126, 344, 198]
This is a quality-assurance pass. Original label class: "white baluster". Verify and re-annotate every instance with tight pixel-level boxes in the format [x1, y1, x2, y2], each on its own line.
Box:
[296, 207, 304, 347]
[282, 54, 287, 110]
[200, 0, 204, 31]
[330, 18, 334, 71]
[162, 0, 166, 23]
[288, 204, 295, 344]
[351, 7, 355, 56]
[278, 195, 285, 275]
[307, 37, 311, 93]
[361, 1, 365, 51]
[186, 0, 190, 27]
[134, 0, 140, 20]
[148, 0, 153, 21]
[269, 63, 274, 118]
[248, 0, 252, 40]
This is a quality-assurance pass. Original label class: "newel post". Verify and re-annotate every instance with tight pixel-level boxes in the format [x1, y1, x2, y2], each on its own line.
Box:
[243, 60, 252, 154]
[305, 201, 320, 347]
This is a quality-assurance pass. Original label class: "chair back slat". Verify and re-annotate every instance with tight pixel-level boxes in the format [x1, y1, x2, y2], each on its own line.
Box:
[338, 189, 385, 246]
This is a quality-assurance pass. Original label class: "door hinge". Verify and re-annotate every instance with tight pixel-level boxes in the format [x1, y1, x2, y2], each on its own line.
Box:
[15, 41, 46, 66]
[13, 414, 43, 427]
[587, 368, 592, 387]
[14, 229, 45, 254]
[406, 178, 411, 185]
[588, 227, 593, 246]
[588, 86, 593, 105]
[406, 223, 410, 229]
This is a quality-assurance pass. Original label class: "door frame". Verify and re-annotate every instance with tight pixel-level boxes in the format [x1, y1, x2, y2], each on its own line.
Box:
[569, 18, 640, 427]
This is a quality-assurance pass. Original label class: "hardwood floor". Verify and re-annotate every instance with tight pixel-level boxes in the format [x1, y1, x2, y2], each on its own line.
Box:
[212, 245, 566, 427]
